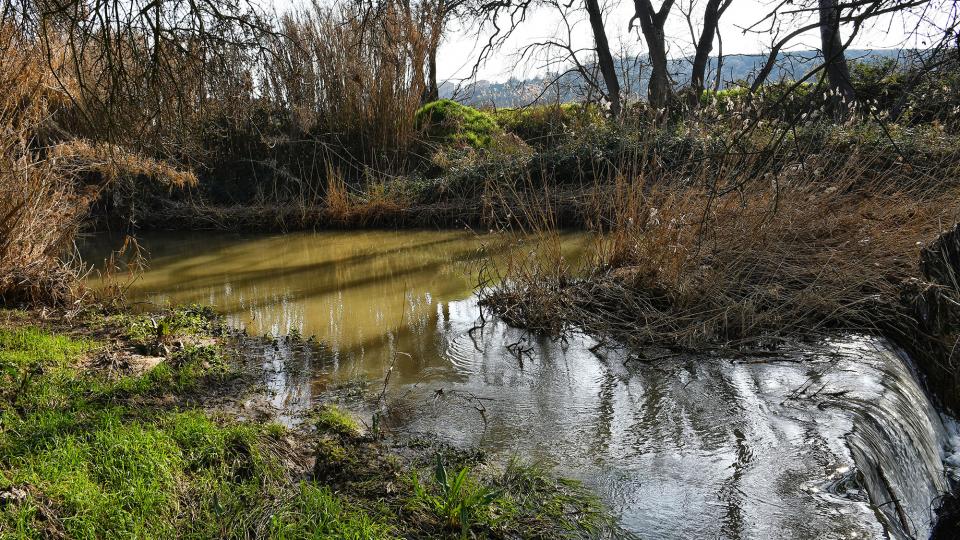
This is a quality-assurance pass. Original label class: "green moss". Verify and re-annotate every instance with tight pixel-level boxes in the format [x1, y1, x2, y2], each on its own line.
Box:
[415, 100, 500, 149]
[492, 103, 603, 147]
[314, 404, 361, 438]
[313, 438, 351, 482]
[265, 421, 289, 438]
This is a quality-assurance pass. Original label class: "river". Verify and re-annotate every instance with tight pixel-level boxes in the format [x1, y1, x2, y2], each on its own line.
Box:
[82, 229, 959, 539]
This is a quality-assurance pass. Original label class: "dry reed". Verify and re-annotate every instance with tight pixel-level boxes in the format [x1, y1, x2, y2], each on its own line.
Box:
[481, 122, 960, 349]
[0, 24, 195, 306]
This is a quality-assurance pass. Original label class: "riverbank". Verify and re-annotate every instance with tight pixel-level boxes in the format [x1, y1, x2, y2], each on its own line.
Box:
[0, 305, 617, 538]
[104, 116, 960, 234]
[478, 176, 960, 409]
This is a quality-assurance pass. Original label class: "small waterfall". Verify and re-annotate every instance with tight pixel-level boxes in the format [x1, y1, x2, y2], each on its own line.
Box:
[836, 339, 954, 539]
[388, 327, 960, 539]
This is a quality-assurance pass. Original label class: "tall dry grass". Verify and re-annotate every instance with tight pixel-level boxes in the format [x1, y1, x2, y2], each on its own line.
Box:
[261, 0, 430, 170]
[178, 0, 439, 212]
[481, 119, 960, 349]
[0, 24, 195, 306]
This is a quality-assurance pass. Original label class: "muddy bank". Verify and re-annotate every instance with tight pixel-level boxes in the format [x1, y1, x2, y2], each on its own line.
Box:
[91, 186, 602, 233]
[884, 224, 960, 415]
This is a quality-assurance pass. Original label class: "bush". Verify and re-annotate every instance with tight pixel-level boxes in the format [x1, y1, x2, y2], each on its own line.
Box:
[700, 82, 818, 119]
[850, 57, 905, 112]
[415, 99, 500, 149]
[903, 52, 960, 130]
[492, 103, 603, 147]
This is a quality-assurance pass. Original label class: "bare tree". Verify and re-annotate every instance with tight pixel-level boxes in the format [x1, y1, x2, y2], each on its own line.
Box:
[748, 0, 930, 93]
[684, 0, 733, 107]
[585, 0, 622, 115]
[467, 0, 623, 114]
[418, 0, 467, 103]
[631, 0, 674, 107]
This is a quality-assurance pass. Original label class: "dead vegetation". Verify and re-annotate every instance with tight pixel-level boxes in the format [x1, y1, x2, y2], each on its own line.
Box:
[480, 126, 960, 351]
[0, 24, 195, 307]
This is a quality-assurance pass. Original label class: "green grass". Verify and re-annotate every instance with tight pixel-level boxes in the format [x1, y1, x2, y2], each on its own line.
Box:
[0, 405, 392, 539]
[0, 327, 95, 368]
[268, 483, 392, 539]
[314, 404, 361, 438]
[495, 459, 609, 536]
[0, 323, 393, 539]
[108, 304, 222, 350]
[409, 456, 501, 538]
[0, 315, 620, 539]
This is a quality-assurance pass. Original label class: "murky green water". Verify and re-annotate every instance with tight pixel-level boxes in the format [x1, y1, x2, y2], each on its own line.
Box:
[83, 230, 957, 540]
[84, 229, 588, 382]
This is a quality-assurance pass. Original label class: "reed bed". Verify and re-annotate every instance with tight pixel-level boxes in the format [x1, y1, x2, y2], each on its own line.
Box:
[480, 127, 960, 350]
[0, 24, 195, 306]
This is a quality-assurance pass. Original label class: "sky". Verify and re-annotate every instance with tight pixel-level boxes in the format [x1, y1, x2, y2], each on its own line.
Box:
[270, 0, 956, 83]
[435, 0, 954, 82]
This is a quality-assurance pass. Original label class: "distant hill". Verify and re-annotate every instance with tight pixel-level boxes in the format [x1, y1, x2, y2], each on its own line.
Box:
[440, 49, 907, 107]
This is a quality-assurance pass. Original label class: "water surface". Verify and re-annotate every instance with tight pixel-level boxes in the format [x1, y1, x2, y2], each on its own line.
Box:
[83, 230, 957, 539]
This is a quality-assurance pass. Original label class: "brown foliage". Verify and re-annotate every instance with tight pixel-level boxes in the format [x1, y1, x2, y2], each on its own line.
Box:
[483, 133, 960, 349]
[0, 24, 196, 306]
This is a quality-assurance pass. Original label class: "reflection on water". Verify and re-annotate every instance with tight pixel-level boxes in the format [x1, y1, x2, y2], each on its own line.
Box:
[83, 230, 955, 539]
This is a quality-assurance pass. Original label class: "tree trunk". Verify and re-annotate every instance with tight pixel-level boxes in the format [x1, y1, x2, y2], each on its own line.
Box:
[420, 0, 448, 105]
[633, 0, 674, 108]
[647, 30, 670, 108]
[424, 42, 439, 103]
[688, 0, 727, 108]
[818, 0, 855, 102]
[585, 0, 621, 116]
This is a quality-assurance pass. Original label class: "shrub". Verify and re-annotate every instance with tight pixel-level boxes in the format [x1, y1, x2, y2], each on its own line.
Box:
[850, 57, 905, 111]
[492, 103, 603, 147]
[415, 99, 500, 149]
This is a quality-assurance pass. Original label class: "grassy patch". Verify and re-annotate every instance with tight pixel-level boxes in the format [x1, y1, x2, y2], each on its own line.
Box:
[409, 456, 501, 538]
[314, 404, 361, 438]
[0, 312, 620, 539]
[0, 326, 95, 368]
[109, 304, 222, 351]
[0, 321, 389, 539]
[268, 483, 392, 539]
[495, 460, 609, 536]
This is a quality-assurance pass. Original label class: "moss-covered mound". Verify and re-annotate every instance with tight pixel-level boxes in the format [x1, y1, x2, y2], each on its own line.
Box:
[415, 100, 500, 149]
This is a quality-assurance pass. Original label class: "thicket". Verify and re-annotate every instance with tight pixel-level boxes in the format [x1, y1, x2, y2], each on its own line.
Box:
[0, 25, 195, 307]
[180, 49, 960, 215]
